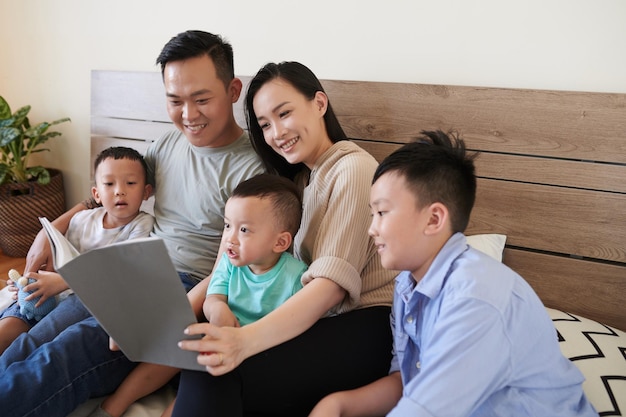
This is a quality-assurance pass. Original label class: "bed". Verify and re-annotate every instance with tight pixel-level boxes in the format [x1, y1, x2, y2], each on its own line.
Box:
[5, 70, 625, 416]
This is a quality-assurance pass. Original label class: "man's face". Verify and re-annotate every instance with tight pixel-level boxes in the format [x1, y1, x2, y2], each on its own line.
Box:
[163, 54, 241, 148]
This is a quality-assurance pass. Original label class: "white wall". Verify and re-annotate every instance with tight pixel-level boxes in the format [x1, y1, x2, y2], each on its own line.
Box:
[1, 0, 625, 205]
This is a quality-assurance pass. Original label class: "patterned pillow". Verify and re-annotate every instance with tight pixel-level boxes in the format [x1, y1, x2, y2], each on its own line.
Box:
[548, 308, 626, 416]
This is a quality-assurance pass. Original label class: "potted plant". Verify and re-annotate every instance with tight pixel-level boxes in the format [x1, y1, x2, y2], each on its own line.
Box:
[0, 95, 70, 257]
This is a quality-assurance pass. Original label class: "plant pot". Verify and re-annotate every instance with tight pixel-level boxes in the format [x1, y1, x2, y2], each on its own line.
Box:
[0, 169, 66, 257]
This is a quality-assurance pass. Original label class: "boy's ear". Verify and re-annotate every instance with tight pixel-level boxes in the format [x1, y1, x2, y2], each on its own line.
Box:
[91, 186, 101, 204]
[273, 231, 293, 253]
[424, 202, 449, 236]
[143, 183, 153, 201]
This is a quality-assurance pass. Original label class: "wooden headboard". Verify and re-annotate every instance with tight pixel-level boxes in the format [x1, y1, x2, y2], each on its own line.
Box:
[91, 70, 626, 330]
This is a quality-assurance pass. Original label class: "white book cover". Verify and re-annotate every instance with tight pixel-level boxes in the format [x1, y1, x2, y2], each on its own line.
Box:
[38, 217, 205, 371]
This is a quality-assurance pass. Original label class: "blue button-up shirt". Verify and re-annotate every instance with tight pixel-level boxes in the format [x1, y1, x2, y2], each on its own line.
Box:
[387, 233, 596, 417]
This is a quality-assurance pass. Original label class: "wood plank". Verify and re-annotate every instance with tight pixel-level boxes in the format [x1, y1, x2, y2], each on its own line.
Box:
[504, 248, 626, 331]
[321, 80, 626, 164]
[91, 71, 169, 121]
[356, 140, 626, 194]
[92, 117, 173, 141]
[475, 153, 626, 193]
[468, 179, 626, 263]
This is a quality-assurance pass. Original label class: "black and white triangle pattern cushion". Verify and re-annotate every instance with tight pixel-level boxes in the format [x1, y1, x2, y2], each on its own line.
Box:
[549, 308, 626, 416]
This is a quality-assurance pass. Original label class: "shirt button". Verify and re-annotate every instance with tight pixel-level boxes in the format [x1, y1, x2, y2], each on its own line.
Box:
[416, 361, 421, 369]
[406, 316, 413, 323]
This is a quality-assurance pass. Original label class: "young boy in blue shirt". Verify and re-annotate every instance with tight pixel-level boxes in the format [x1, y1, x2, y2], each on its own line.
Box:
[310, 130, 596, 416]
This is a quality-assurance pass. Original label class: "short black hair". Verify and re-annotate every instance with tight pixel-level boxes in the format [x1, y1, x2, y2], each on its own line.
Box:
[94, 146, 148, 185]
[156, 30, 235, 88]
[231, 174, 302, 237]
[373, 130, 478, 233]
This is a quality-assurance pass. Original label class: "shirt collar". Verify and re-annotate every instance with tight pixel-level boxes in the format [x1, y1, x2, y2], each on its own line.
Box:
[398, 232, 469, 300]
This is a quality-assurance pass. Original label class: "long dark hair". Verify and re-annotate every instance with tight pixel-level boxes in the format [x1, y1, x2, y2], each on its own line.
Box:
[244, 61, 347, 180]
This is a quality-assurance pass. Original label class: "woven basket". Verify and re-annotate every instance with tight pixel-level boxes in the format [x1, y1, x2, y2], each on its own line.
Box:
[0, 169, 66, 257]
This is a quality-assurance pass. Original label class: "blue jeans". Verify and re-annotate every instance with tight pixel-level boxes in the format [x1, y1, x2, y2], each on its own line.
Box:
[0, 272, 197, 417]
[0, 294, 133, 417]
[0, 301, 40, 328]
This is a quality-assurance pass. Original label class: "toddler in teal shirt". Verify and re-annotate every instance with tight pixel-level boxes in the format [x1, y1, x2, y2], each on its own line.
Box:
[204, 173, 307, 327]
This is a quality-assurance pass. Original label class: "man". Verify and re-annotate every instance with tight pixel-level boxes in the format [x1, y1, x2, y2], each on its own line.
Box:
[0, 30, 264, 417]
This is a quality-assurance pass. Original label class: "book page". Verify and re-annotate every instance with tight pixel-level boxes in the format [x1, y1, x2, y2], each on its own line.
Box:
[57, 237, 205, 371]
[38, 217, 80, 269]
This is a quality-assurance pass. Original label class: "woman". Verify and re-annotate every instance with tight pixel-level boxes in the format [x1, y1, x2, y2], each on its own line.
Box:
[173, 62, 395, 417]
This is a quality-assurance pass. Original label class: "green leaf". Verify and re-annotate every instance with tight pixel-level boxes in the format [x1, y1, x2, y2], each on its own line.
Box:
[0, 126, 20, 146]
[27, 166, 50, 185]
[0, 163, 9, 184]
[0, 96, 11, 119]
[0, 96, 69, 185]
[12, 106, 31, 127]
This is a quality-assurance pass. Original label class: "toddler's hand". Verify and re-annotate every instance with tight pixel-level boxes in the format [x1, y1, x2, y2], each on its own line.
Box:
[7, 269, 19, 300]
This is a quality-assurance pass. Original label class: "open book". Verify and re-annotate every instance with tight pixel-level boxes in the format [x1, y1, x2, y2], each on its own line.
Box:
[39, 217, 205, 371]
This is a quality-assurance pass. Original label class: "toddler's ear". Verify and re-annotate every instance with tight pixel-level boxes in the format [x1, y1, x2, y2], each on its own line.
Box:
[274, 231, 293, 253]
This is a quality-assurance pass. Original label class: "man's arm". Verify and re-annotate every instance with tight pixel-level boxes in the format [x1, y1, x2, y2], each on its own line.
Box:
[24, 202, 87, 273]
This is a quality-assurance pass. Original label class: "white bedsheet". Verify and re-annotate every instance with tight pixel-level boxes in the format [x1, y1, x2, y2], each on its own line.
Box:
[68, 387, 174, 417]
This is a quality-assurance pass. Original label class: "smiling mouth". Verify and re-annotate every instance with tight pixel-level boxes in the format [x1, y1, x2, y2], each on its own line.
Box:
[280, 136, 299, 150]
[185, 123, 207, 132]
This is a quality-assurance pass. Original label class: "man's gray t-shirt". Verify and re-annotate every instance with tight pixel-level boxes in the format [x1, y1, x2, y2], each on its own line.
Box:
[145, 130, 264, 283]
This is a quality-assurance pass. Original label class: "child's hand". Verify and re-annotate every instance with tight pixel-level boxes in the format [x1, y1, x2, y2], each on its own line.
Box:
[6, 276, 18, 300]
[22, 271, 69, 307]
[203, 296, 241, 328]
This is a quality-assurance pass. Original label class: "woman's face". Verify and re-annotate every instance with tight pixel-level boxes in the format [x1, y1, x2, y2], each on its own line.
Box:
[252, 78, 332, 169]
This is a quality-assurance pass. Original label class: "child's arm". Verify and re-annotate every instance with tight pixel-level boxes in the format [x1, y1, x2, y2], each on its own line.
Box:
[21, 270, 69, 307]
[187, 243, 227, 319]
[308, 372, 402, 417]
[203, 294, 240, 328]
[24, 202, 87, 274]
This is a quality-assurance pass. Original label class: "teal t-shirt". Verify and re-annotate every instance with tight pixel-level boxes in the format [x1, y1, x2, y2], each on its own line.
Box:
[206, 252, 307, 326]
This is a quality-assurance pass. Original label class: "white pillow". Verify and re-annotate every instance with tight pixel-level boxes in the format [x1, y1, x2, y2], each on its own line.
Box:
[548, 308, 626, 416]
[466, 234, 507, 262]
